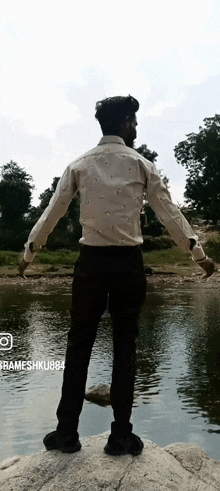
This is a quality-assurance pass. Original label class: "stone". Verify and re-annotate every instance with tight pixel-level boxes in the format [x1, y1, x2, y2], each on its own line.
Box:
[0, 456, 21, 470]
[84, 384, 111, 406]
[0, 434, 220, 490]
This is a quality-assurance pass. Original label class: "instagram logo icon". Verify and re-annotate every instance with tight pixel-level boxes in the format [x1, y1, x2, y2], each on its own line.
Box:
[0, 333, 13, 350]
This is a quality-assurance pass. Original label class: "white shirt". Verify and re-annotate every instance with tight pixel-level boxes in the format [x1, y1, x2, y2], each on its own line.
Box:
[24, 135, 205, 262]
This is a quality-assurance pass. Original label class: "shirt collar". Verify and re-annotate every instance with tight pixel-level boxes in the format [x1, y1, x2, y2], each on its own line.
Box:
[98, 135, 126, 146]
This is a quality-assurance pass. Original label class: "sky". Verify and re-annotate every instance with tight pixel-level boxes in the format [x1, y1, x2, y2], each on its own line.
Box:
[1, 0, 220, 207]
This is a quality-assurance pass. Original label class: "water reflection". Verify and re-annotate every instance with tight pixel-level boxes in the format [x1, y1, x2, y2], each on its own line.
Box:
[176, 289, 220, 428]
[1, 277, 220, 461]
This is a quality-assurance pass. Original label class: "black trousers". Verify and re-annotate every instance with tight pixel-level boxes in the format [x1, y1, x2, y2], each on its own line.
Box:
[56, 245, 146, 438]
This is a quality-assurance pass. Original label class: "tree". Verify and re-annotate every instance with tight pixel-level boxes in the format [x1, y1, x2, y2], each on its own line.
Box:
[36, 177, 81, 250]
[135, 144, 168, 236]
[135, 143, 158, 163]
[0, 161, 34, 223]
[174, 114, 220, 223]
[39, 177, 60, 210]
[0, 161, 34, 250]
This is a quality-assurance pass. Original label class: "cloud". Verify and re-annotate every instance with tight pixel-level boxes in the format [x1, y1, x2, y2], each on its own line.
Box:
[1, 0, 220, 207]
[0, 117, 52, 162]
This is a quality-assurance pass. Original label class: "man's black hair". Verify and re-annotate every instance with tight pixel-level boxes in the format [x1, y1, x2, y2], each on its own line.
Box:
[95, 95, 139, 135]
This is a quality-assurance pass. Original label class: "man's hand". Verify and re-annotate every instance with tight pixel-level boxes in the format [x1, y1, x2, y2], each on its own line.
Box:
[19, 259, 30, 278]
[198, 258, 215, 279]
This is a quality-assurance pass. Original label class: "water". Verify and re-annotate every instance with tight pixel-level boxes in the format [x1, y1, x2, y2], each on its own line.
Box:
[1, 275, 220, 461]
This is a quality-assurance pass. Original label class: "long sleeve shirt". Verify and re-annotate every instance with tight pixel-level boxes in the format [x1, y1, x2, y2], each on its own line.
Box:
[24, 135, 205, 263]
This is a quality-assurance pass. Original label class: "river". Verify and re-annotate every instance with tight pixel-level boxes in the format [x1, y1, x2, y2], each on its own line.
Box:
[0, 274, 220, 461]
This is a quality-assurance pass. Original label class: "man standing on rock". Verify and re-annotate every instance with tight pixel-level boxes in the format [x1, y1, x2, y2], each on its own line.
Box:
[19, 95, 214, 456]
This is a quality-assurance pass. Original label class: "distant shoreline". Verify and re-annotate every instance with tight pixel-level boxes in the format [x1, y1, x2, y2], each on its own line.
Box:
[0, 264, 219, 286]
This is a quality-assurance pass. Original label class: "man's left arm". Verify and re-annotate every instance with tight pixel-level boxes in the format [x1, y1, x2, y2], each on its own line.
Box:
[144, 162, 215, 277]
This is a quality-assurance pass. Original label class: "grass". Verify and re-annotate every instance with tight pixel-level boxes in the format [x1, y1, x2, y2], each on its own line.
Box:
[143, 248, 192, 267]
[0, 246, 194, 277]
[0, 234, 219, 277]
[0, 249, 79, 277]
[203, 232, 220, 263]
[0, 249, 79, 267]
[0, 247, 192, 268]
[0, 251, 20, 266]
[34, 249, 79, 265]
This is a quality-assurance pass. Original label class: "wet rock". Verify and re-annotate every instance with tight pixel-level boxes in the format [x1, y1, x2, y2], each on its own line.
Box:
[1, 434, 220, 490]
[85, 384, 111, 406]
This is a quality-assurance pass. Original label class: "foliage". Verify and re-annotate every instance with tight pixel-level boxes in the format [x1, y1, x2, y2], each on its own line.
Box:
[39, 177, 60, 210]
[0, 249, 79, 268]
[204, 234, 220, 263]
[0, 161, 34, 250]
[136, 144, 168, 236]
[0, 161, 33, 184]
[142, 235, 174, 251]
[0, 251, 20, 266]
[0, 161, 34, 223]
[36, 177, 81, 250]
[143, 247, 192, 266]
[178, 206, 203, 224]
[34, 249, 79, 265]
[174, 114, 220, 223]
[135, 143, 158, 163]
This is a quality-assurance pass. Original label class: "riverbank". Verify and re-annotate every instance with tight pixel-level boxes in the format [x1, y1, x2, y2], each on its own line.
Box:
[1, 225, 220, 279]
[0, 248, 219, 282]
[1, 433, 220, 491]
[0, 248, 219, 279]
[0, 265, 220, 291]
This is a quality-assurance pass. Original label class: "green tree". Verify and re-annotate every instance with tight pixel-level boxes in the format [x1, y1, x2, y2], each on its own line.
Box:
[35, 177, 81, 250]
[174, 114, 220, 223]
[39, 177, 60, 210]
[0, 161, 34, 250]
[136, 144, 168, 236]
[135, 143, 158, 163]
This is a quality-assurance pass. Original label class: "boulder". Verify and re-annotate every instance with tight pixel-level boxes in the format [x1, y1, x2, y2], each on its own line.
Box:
[0, 433, 220, 490]
[84, 384, 111, 406]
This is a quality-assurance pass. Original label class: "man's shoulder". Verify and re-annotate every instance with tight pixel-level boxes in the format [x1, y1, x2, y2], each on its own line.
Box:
[67, 145, 100, 168]
[67, 143, 155, 171]
[130, 148, 156, 169]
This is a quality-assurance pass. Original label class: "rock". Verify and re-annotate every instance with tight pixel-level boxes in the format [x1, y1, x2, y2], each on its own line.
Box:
[0, 434, 220, 490]
[84, 384, 111, 406]
[0, 456, 21, 470]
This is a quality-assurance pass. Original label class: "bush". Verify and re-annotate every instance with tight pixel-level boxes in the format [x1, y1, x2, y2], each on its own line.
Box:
[35, 249, 79, 265]
[0, 251, 20, 266]
[143, 247, 192, 266]
[204, 235, 220, 263]
[142, 235, 175, 251]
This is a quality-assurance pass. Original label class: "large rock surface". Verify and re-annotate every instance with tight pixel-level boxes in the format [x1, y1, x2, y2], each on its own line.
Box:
[1, 433, 220, 490]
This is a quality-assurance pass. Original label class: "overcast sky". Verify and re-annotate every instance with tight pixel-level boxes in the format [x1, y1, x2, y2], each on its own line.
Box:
[1, 0, 220, 206]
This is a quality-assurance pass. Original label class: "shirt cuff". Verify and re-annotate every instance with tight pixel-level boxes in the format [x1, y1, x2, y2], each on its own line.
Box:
[23, 242, 36, 263]
[191, 243, 206, 261]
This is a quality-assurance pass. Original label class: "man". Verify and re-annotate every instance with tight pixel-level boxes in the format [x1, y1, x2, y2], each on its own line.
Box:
[19, 95, 214, 456]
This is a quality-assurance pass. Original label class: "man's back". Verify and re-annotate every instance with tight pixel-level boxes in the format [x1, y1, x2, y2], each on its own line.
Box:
[74, 135, 147, 246]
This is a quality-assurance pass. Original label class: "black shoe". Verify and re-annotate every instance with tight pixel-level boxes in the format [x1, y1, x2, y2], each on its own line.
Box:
[104, 432, 144, 456]
[43, 430, 81, 453]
